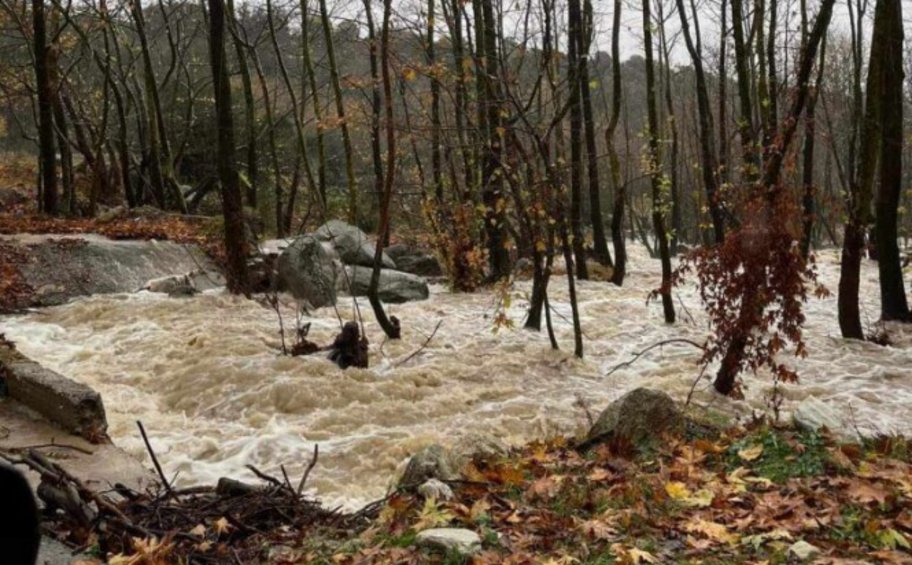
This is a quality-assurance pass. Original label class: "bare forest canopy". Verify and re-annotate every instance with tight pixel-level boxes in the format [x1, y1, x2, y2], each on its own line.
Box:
[0, 0, 910, 393]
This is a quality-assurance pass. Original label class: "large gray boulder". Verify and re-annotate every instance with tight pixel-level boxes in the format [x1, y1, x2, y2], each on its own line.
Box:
[340, 265, 429, 303]
[586, 388, 683, 445]
[386, 244, 444, 277]
[314, 220, 396, 269]
[793, 397, 862, 444]
[277, 235, 338, 309]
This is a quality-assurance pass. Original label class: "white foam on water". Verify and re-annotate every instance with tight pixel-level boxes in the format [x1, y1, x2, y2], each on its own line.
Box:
[2, 244, 910, 510]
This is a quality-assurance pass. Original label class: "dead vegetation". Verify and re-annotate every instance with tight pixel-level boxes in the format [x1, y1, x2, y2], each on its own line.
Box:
[3, 420, 909, 564]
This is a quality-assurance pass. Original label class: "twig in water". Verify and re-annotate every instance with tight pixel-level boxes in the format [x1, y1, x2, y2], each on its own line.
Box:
[675, 293, 696, 326]
[296, 444, 319, 496]
[136, 421, 172, 495]
[394, 320, 443, 367]
[604, 338, 705, 378]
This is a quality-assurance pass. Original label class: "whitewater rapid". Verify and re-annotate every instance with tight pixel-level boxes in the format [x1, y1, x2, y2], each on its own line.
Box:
[2, 245, 910, 509]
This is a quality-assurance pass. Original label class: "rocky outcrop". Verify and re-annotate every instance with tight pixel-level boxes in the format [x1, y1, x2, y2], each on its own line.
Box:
[385, 244, 443, 277]
[1, 233, 222, 307]
[276, 235, 338, 309]
[315, 220, 396, 269]
[586, 388, 683, 445]
[340, 265, 429, 303]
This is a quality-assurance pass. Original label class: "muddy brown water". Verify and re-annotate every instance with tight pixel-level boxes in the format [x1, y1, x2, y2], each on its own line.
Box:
[3, 245, 910, 509]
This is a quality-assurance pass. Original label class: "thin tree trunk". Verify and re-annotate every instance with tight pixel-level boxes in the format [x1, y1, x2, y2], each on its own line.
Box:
[643, 0, 675, 323]
[607, 0, 626, 285]
[207, 0, 249, 295]
[369, 0, 401, 340]
[33, 0, 58, 215]
[581, 0, 610, 266]
[301, 0, 327, 211]
[363, 0, 383, 221]
[318, 0, 357, 222]
[567, 0, 588, 280]
[674, 0, 724, 242]
[225, 0, 257, 208]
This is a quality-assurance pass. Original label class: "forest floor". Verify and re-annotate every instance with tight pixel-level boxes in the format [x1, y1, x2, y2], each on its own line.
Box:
[54, 421, 911, 564]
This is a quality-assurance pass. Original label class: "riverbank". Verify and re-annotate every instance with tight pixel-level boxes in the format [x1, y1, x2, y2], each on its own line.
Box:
[25, 416, 912, 564]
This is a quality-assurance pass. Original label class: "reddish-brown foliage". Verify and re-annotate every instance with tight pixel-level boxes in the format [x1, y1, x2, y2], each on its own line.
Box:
[676, 191, 829, 392]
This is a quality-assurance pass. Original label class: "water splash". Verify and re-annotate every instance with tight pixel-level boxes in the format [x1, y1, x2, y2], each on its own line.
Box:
[2, 245, 910, 509]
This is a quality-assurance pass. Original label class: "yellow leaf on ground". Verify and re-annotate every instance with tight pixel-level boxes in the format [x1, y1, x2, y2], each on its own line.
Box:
[738, 444, 764, 461]
[665, 481, 691, 500]
[684, 517, 739, 544]
[611, 543, 658, 564]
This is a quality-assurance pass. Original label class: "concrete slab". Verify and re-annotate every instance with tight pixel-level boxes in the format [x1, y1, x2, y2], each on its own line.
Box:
[0, 397, 153, 494]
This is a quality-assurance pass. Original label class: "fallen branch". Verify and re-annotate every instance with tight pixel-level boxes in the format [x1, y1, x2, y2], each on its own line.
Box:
[296, 444, 319, 496]
[394, 320, 443, 367]
[137, 420, 172, 495]
[604, 338, 705, 378]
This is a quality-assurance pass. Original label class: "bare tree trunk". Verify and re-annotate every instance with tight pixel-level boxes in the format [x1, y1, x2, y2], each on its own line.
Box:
[730, 0, 758, 177]
[567, 0, 588, 280]
[674, 0, 724, 242]
[369, 0, 401, 340]
[643, 0, 675, 323]
[131, 0, 186, 213]
[207, 0, 249, 295]
[875, 0, 910, 321]
[226, 0, 257, 208]
[33, 0, 58, 215]
[363, 0, 383, 221]
[427, 0, 443, 205]
[301, 0, 327, 211]
[318, 0, 357, 222]
[477, 0, 510, 280]
[580, 0, 610, 266]
[607, 0, 626, 285]
[265, 0, 316, 234]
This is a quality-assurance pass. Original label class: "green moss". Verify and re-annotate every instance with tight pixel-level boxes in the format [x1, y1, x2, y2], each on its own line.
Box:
[728, 427, 829, 483]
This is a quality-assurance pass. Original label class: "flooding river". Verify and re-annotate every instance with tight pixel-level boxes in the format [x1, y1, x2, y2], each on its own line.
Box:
[2, 245, 910, 509]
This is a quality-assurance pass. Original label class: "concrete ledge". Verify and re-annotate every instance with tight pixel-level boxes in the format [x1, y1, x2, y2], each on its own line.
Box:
[0, 341, 108, 443]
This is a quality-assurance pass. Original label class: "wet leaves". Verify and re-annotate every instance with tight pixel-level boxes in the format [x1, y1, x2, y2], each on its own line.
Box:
[328, 427, 911, 564]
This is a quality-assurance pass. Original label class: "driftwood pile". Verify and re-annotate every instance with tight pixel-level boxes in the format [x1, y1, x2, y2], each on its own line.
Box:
[1, 438, 379, 563]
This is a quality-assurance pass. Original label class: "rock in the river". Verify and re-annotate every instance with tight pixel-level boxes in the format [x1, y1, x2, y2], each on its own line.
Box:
[586, 388, 683, 445]
[276, 235, 338, 309]
[340, 265, 429, 303]
[398, 444, 458, 487]
[787, 540, 820, 561]
[793, 397, 862, 444]
[142, 273, 196, 297]
[415, 528, 481, 556]
[418, 479, 454, 501]
[385, 244, 443, 277]
[314, 220, 395, 269]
